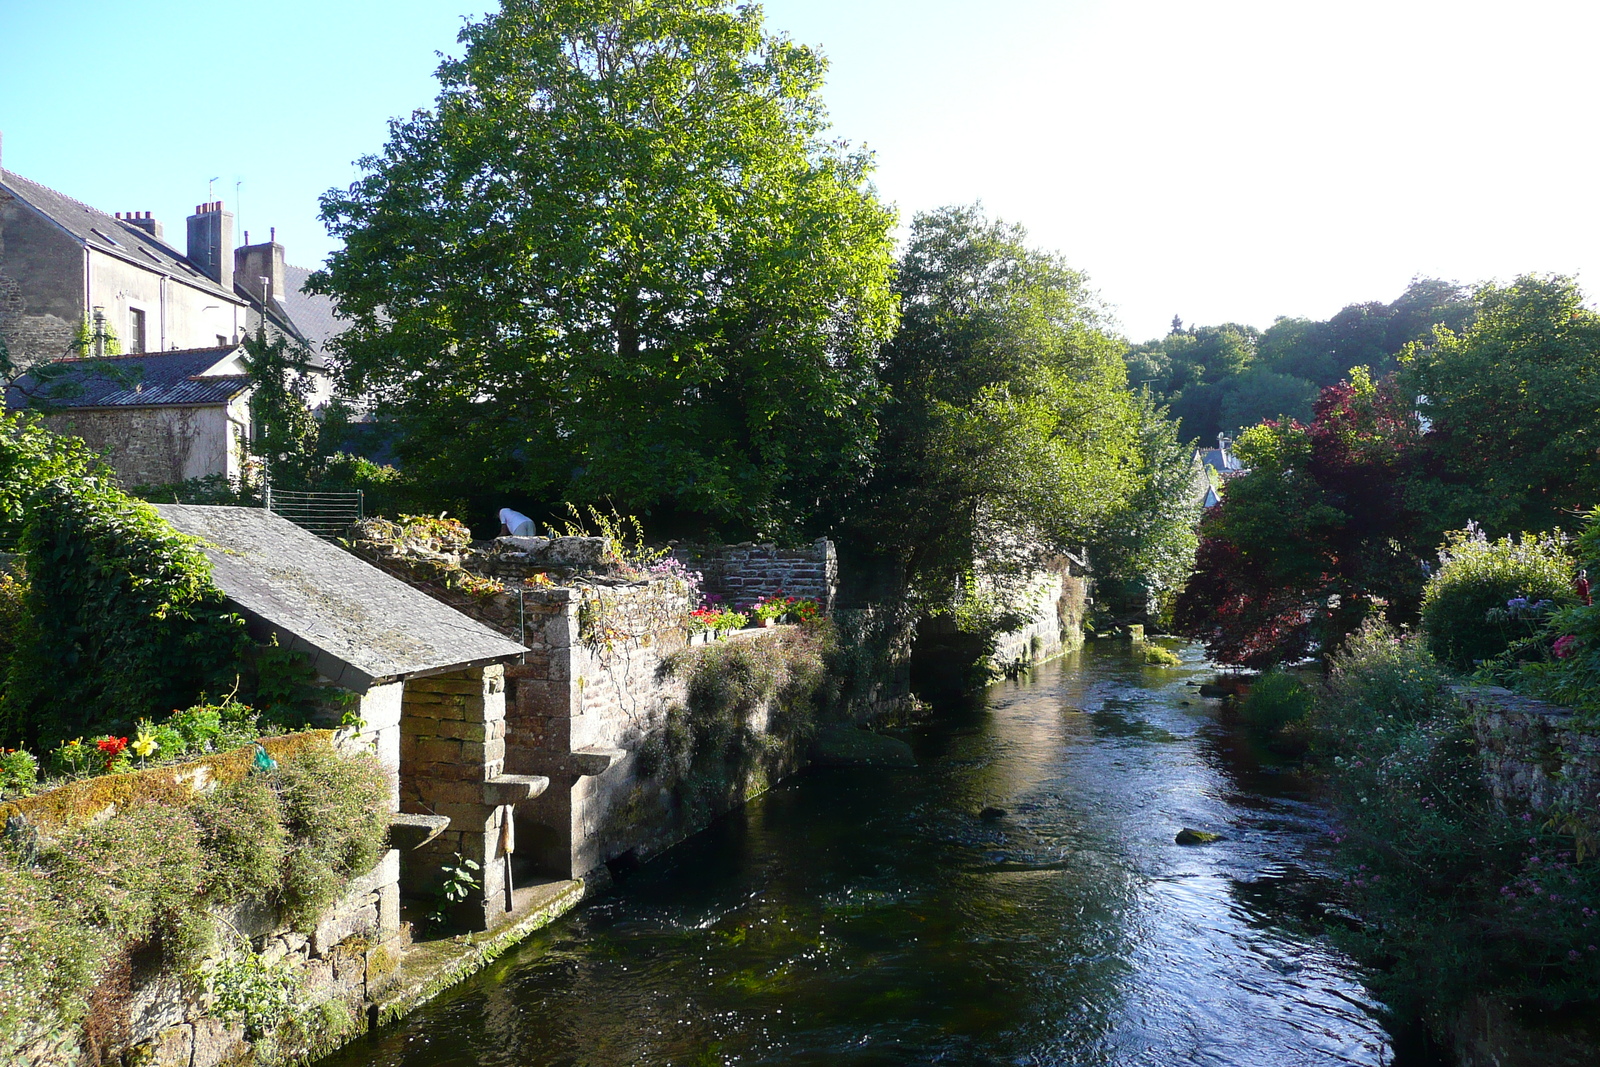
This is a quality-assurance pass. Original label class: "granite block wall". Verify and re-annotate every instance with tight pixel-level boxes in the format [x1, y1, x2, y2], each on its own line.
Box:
[669, 539, 837, 612]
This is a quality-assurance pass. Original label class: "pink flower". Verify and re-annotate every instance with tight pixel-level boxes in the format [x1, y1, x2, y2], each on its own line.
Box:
[1554, 634, 1578, 659]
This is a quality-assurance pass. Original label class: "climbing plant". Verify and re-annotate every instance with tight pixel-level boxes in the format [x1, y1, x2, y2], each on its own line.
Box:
[2, 476, 248, 749]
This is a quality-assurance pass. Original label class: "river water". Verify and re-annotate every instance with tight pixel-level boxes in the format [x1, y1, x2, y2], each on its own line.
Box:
[329, 641, 1442, 1066]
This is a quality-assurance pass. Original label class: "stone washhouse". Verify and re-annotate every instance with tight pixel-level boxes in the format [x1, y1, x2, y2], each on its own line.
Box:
[154, 505, 550, 930]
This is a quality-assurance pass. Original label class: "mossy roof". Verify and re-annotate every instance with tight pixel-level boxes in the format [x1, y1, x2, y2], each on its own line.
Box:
[154, 504, 526, 691]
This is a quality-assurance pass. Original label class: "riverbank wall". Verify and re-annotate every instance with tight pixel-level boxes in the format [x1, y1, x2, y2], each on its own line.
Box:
[0, 732, 408, 1067]
[1443, 686, 1600, 1066]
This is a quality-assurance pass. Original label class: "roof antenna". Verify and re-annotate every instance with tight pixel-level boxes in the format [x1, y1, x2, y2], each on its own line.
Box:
[208, 176, 219, 201]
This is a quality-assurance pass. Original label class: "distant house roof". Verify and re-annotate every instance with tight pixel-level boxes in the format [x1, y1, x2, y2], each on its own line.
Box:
[0, 171, 237, 301]
[278, 264, 342, 359]
[6, 346, 250, 410]
[1197, 447, 1243, 473]
[153, 505, 527, 691]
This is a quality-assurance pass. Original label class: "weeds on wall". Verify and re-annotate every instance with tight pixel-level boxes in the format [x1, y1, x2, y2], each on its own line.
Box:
[0, 737, 388, 1063]
[639, 624, 829, 823]
[1310, 622, 1600, 1022]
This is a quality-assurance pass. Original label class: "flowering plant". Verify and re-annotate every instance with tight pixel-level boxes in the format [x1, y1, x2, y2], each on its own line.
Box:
[751, 594, 791, 623]
[94, 735, 130, 773]
[687, 606, 748, 634]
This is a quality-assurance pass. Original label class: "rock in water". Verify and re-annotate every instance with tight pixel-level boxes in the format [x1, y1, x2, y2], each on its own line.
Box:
[1175, 828, 1222, 845]
[979, 806, 1008, 820]
[809, 725, 917, 768]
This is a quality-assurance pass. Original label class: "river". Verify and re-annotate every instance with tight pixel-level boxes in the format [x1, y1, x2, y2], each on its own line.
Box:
[326, 640, 1445, 1066]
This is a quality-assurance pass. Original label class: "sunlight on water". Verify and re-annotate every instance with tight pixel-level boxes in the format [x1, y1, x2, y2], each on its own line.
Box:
[324, 641, 1435, 1067]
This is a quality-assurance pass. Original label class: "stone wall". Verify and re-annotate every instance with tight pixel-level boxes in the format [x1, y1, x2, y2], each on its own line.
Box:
[399, 664, 524, 929]
[1461, 686, 1600, 816]
[669, 539, 838, 612]
[4, 735, 407, 1067]
[43, 402, 242, 487]
[498, 577, 826, 882]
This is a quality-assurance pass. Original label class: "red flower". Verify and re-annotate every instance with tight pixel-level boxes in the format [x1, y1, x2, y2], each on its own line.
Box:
[1554, 635, 1578, 659]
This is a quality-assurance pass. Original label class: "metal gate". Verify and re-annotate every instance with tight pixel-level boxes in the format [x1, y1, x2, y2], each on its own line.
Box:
[267, 489, 364, 539]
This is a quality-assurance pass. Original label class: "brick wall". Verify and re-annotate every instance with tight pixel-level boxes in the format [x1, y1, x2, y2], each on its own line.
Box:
[669, 538, 837, 612]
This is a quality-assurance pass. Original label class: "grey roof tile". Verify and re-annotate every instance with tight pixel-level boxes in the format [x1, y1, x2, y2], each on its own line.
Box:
[153, 505, 526, 691]
[6, 346, 249, 409]
[0, 171, 237, 301]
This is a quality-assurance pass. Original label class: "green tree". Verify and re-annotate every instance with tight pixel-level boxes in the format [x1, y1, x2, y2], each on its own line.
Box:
[1085, 391, 1202, 620]
[312, 0, 897, 538]
[848, 205, 1144, 622]
[1401, 275, 1600, 535]
[239, 325, 319, 490]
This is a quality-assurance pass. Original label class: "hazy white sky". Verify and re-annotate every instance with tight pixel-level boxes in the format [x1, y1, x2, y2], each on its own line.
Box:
[2, 0, 1595, 340]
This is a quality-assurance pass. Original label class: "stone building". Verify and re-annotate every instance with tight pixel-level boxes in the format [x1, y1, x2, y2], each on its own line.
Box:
[0, 165, 251, 367]
[0, 142, 342, 370]
[151, 504, 546, 932]
[4, 342, 332, 488]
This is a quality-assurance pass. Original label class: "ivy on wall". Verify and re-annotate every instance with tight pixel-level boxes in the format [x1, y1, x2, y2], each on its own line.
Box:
[2, 475, 247, 749]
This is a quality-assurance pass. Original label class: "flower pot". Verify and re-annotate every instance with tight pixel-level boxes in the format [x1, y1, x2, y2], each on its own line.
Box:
[760, 617, 776, 628]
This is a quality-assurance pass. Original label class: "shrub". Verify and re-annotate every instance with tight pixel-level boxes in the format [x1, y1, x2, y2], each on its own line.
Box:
[1311, 620, 1455, 756]
[272, 744, 389, 927]
[0, 853, 104, 1065]
[1240, 668, 1311, 731]
[1501, 505, 1600, 714]
[3, 476, 248, 749]
[0, 735, 390, 1055]
[195, 776, 286, 905]
[0, 747, 37, 794]
[1420, 523, 1573, 671]
[1311, 620, 1600, 1019]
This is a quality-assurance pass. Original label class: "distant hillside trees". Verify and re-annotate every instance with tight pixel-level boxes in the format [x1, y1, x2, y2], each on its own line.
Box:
[313, 0, 898, 541]
[1132, 278, 1475, 442]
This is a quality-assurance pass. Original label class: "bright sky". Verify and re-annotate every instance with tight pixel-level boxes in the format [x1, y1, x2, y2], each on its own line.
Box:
[2, 0, 1595, 341]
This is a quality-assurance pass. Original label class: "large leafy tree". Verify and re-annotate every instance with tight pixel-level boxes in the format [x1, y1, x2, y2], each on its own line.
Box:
[846, 205, 1151, 619]
[312, 0, 897, 537]
[1401, 274, 1600, 535]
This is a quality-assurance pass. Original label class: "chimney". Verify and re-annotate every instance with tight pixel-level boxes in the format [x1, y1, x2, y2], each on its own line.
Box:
[116, 210, 163, 240]
[234, 228, 288, 311]
[186, 200, 234, 291]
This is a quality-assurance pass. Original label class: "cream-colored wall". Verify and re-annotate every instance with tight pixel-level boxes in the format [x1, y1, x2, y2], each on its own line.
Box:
[46, 404, 236, 486]
[86, 249, 248, 353]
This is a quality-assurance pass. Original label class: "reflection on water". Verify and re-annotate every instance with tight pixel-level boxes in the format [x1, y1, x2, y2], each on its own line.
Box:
[325, 642, 1438, 1067]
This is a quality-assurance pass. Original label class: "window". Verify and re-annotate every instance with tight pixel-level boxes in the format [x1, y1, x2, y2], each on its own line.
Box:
[128, 308, 147, 354]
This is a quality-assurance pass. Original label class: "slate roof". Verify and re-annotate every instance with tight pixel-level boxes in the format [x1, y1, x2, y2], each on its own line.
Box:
[153, 505, 527, 691]
[0, 171, 237, 301]
[6, 346, 249, 410]
[280, 264, 342, 357]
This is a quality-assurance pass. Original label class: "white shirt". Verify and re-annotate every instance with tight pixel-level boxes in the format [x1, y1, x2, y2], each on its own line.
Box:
[499, 508, 536, 536]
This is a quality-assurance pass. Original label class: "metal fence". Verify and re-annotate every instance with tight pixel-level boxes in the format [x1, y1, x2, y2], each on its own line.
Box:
[267, 489, 364, 539]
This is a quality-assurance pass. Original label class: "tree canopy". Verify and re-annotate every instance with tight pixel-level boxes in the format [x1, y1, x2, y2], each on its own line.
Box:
[312, 0, 898, 539]
[845, 206, 1186, 621]
[1132, 277, 1475, 442]
[1400, 275, 1600, 535]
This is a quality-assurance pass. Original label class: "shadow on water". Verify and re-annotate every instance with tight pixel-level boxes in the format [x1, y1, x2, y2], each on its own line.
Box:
[323, 641, 1451, 1067]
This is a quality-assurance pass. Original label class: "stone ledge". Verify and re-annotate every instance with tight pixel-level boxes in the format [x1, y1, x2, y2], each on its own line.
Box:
[372, 878, 587, 1029]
